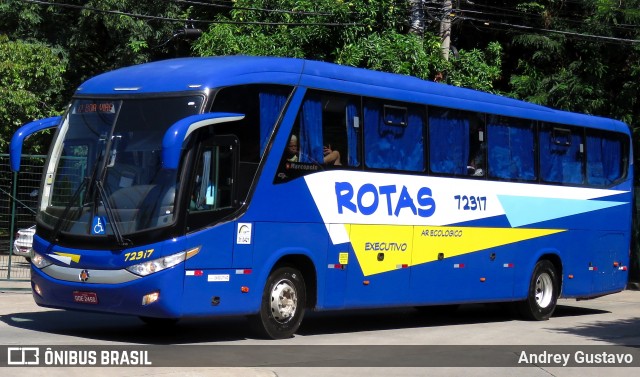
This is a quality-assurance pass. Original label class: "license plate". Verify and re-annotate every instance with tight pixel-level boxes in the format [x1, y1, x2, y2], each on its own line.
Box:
[73, 291, 98, 304]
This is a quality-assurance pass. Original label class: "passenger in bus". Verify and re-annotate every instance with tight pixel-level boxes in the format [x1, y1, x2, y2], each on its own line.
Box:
[286, 135, 299, 162]
[323, 143, 342, 165]
[287, 135, 298, 162]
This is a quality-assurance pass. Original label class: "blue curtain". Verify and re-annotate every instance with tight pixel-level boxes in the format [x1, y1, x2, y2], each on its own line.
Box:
[364, 104, 386, 168]
[259, 92, 287, 155]
[429, 111, 469, 175]
[405, 111, 425, 171]
[299, 97, 324, 163]
[364, 102, 424, 171]
[602, 137, 621, 183]
[346, 102, 360, 166]
[539, 128, 584, 184]
[587, 135, 621, 185]
[487, 123, 535, 180]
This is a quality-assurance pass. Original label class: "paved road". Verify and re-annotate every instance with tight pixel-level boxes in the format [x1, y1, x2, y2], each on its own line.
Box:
[0, 284, 639, 376]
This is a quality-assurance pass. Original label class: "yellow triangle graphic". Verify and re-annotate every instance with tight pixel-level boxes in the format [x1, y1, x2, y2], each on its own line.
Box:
[348, 225, 565, 276]
[54, 252, 81, 264]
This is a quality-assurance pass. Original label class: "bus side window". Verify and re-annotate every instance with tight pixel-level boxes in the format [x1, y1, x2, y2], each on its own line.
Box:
[487, 116, 536, 181]
[190, 143, 234, 212]
[364, 99, 424, 172]
[275, 91, 361, 182]
[540, 124, 584, 185]
[429, 107, 472, 176]
[586, 131, 625, 186]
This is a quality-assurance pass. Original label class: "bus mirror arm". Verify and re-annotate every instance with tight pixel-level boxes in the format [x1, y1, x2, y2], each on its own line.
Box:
[10, 116, 62, 172]
[161, 112, 245, 170]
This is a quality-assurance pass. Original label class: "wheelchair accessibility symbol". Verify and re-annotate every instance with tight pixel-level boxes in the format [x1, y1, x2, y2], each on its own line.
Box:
[91, 216, 107, 235]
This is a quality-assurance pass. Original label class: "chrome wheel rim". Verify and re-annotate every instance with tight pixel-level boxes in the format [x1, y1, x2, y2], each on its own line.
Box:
[270, 278, 298, 323]
[535, 272, 553, 308]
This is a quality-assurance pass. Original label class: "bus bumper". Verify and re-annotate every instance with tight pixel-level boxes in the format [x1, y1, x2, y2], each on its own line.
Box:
[30, 264, 260, 318]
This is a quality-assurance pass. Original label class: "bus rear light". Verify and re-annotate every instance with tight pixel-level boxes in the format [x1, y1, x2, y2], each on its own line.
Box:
[235, 269, 252, 274]
[619, 266, 628, 271]
[142, 291, 160, 306]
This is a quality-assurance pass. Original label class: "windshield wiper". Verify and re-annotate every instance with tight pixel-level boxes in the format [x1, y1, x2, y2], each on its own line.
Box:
[50, 177, 89, 245]
[95, 180, 130, 247]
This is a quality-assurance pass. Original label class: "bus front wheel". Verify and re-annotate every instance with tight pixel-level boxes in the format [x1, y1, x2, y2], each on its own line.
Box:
[518, 260, 559, 321]
[251, 266, 306, 339]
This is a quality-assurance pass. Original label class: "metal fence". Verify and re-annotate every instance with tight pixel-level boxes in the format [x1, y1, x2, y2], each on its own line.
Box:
[0, 153, 46, 280]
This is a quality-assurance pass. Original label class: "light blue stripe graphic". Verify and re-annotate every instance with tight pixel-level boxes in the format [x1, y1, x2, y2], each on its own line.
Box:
[498, 195, 627, 227]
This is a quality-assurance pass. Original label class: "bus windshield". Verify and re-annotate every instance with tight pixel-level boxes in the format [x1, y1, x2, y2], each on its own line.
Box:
[38, 96, 204, 240]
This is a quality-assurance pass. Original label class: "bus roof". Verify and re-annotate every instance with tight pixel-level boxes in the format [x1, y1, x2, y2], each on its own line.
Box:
[75, 55, 629, 134]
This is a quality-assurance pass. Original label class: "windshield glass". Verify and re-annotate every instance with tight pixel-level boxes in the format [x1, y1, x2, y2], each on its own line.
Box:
[38, 96, 204, 239]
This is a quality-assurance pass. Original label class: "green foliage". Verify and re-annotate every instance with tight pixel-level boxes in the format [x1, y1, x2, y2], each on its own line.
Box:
[194, 0, 502, 91]
[336, 31, 443, 80]
[0, 35, 67, 153]
[502, 0, 640, 129]
[447, 42, 502, 93]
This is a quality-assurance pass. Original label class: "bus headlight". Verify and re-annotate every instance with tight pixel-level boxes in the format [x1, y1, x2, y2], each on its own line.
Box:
[32, 252, 52, 269]
[126, 246, 200, 277]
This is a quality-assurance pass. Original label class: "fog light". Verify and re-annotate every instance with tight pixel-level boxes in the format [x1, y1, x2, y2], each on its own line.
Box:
[33, 284, 42, 297]
[142, 291, 160, 306]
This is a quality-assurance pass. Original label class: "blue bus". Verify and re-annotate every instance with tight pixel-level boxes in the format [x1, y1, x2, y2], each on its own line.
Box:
[10, 56, 633, 339]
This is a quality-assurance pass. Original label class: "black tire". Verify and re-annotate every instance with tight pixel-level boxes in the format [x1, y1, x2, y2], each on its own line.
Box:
[250, 266, 306, 339]
[517, 260, 559, 321]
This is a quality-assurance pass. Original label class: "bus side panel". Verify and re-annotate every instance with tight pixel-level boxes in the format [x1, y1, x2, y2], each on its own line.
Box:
[415, 249, 516, 305]
[591, 232, 629, 293]
[184, 223, 235, 269]
[341, 224, 411, 308]
[322, 225, 349, 309]
[181, 267, 260, 316]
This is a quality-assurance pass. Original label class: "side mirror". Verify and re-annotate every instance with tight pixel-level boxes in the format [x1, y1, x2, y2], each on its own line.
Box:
[162, 112, 244, 170]
[10, 116, 62, 172]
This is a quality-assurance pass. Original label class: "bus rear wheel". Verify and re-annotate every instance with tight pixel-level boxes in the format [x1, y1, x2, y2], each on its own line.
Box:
[518, 260, 559, 321]
[251, 266, 306, 339]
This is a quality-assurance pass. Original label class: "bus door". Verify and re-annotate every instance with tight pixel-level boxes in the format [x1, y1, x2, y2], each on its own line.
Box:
[185, 135, 239, 269]
[344, 224, 411, 307]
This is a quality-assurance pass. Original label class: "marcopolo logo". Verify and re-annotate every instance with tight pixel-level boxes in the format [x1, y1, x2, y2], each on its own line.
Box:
[335, 182, 436, 218]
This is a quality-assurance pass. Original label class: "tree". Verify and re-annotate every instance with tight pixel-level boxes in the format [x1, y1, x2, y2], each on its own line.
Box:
[0, 35, 67, 153]
[0, 0, 206, 97]
[456, 1, 640, 127]
[194, 0, 502, 91]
